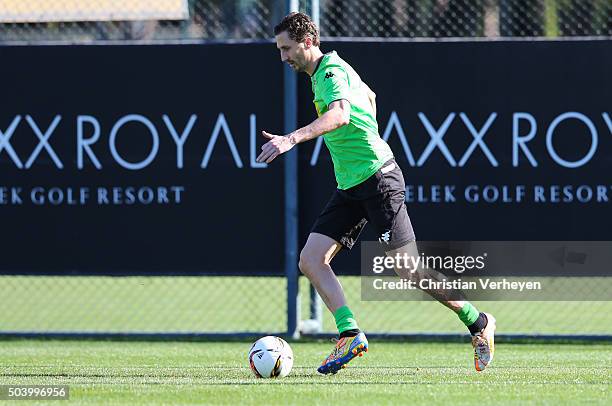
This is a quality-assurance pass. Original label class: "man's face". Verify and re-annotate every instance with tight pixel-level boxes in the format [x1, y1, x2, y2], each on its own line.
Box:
[275, 31, 308, 72]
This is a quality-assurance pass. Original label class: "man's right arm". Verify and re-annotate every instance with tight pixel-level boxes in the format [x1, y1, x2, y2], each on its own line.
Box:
[287, 99, 351, 145]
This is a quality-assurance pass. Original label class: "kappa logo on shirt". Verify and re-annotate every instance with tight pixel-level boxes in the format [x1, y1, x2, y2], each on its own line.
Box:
[324, 72, 335, 80]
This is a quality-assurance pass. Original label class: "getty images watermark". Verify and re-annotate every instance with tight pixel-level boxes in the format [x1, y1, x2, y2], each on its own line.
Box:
[360, 241, 612, 301]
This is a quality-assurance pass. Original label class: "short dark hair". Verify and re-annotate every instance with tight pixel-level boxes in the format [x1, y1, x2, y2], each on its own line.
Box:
[274, 12, 320, 47]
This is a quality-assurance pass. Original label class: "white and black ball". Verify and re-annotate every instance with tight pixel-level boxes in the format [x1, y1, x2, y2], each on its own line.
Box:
[248, 336, 294, 378]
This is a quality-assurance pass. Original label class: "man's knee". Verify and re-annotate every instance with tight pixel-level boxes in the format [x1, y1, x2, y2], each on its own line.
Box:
[299, 246, 337, 275]
[298, 247, 322, 276]
[299, 233, 341, 276]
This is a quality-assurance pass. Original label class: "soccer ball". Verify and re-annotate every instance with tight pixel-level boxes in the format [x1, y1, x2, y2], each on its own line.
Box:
[248, 336, 294, 378]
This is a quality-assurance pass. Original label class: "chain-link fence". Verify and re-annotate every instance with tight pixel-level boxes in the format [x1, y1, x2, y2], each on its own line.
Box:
[0, 276, 287, 334]
[0, 1, 610, 42]
[1, 275, 610, 336]
[320, 0, 611, 37]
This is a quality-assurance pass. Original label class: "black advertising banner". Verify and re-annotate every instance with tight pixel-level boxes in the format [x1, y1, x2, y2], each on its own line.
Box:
[298, 40, 611, 274]
[1, 40, 610, 275]
[0, 44, 285, 275]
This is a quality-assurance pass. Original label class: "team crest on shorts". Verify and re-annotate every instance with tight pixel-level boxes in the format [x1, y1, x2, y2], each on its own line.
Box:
[379, 230, 391, 244]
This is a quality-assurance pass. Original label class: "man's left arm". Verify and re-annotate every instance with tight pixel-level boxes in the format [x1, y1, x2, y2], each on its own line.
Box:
[256, 99, 350, 164]
[363, 82, 376, 118]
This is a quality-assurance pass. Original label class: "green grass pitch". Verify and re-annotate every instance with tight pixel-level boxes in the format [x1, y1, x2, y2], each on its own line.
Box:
[2, 340, 610, 405]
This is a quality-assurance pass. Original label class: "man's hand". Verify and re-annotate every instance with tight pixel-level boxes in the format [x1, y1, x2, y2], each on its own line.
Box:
[256, 131, 296, 163]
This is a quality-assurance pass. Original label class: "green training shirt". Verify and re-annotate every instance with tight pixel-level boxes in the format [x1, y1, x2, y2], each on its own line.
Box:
[311, 51, 394, 190]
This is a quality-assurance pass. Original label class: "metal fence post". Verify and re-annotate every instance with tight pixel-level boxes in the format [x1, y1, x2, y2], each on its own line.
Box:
[307, 0, 323, 333]
[285, 0, 300, 340]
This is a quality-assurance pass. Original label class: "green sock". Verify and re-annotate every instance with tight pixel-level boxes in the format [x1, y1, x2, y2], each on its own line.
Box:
[457, 303, 480, 326]
[333, 305, 359, 334]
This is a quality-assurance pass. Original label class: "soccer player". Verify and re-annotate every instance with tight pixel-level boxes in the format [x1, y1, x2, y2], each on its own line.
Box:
[257, 12, 496, 374]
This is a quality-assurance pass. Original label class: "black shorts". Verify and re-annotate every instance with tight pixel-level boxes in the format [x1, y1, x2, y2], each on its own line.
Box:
[311, 159, 416, 251]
